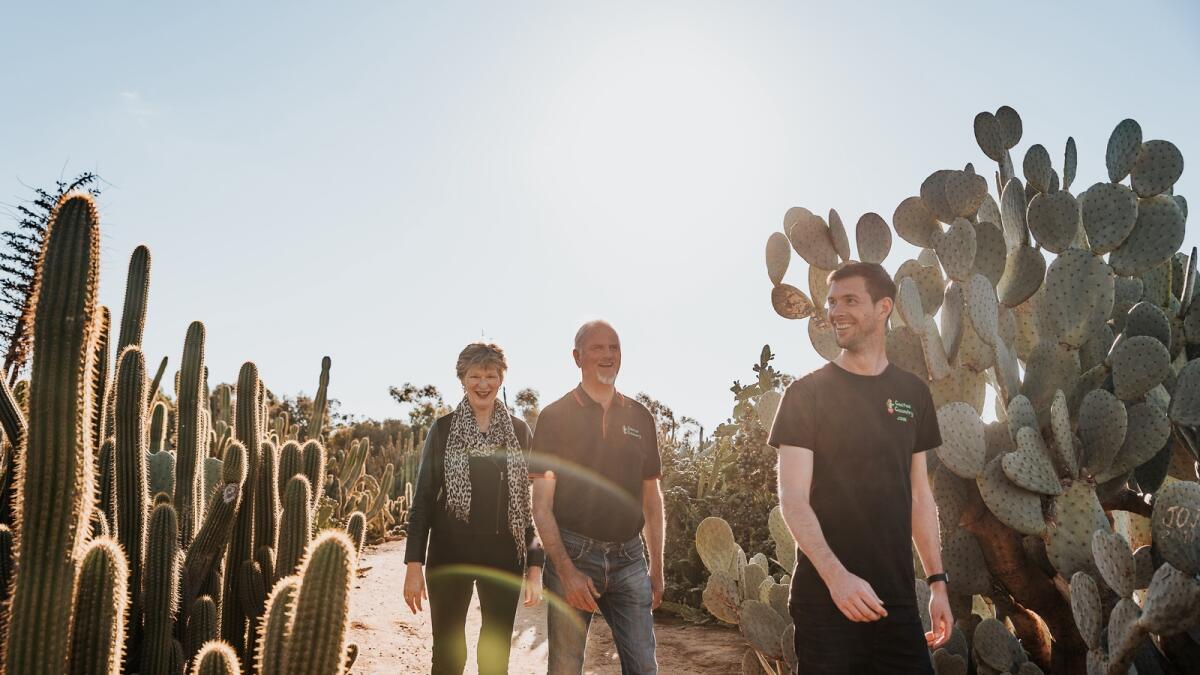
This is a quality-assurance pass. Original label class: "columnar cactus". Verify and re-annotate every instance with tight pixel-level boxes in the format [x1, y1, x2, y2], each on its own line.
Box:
[221, 362, 262, 658]
[306, 355, 331, 442]
[4, 193, 100, 675]
[191, 641, 241, 675]
[282, 530, 355, 674]
[255, 576, 299, 675]
[301, 439, 326, 518]
[185, 596, 218, 663]
[276, 475, 312, 581]
[142, 502, 182, 675]
[763, 108, 1199, 674]
[68, 537, 129, 675]
[176, 321, 207, 546]
[114, 344, 150, 656]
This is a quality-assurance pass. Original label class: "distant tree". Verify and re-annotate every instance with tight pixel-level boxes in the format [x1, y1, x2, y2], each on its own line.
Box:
[388, 382, 448, 429]
[0, 172, 103, 384]
[636, 392, 678, 441]
[514, 387, 540, 431]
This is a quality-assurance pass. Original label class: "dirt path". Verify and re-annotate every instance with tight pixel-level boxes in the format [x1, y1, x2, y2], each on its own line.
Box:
[347, 538, 746, 674]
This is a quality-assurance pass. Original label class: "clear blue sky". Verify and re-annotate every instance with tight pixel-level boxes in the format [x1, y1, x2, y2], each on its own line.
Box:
[2, 1, 1198, 430]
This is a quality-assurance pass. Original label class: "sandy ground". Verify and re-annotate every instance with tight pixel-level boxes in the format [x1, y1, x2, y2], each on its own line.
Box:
[347, 538, 746, 674]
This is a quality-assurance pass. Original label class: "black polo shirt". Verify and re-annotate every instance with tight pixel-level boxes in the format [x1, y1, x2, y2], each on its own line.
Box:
[529, 385, 661, 543]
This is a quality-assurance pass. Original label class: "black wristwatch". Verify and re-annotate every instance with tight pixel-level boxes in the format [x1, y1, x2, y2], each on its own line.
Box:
[926, 572, 949, 586]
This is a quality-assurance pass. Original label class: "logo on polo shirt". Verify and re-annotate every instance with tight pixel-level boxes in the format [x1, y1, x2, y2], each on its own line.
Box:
[623, 425, 641, 439]
[887, 398, 914, 423]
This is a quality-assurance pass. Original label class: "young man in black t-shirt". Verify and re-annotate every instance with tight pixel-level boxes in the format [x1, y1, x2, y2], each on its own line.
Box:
[768, 262, 952, 674]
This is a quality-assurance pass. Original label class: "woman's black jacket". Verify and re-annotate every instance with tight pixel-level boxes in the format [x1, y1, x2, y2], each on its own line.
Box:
[404, 411, 544, 569]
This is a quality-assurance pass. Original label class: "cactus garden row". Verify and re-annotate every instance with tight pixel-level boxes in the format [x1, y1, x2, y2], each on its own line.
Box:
[0, 192, 392, 674]
[697, 108, 1198, 674]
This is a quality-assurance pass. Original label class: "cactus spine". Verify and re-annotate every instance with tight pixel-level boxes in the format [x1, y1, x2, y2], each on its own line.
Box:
[282, 531, 355, 674]
[176, 321, 206, 546]
[191, 641, 241, 675]
[4, 193, 100, 675]
[68, 537, 129, 675]
[142, 502, 181, 675]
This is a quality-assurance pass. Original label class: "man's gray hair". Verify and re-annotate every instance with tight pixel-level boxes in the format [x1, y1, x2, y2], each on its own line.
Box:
[574, 319, 617, 352]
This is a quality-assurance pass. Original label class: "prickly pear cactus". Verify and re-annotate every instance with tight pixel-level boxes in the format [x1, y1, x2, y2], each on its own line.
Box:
[762, 107, 1199, 673]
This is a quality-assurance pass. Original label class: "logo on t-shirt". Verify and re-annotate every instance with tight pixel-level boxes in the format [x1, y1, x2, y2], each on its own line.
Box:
[623, 425, 642, 439]
[887, 398, 914, 422]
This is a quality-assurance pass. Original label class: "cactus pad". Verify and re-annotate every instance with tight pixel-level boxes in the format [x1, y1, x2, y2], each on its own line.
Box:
[741, 561, 767, 600]
[1021, 341, 1081, 416]
[1091, 529, 1135, 598]
[1169, 358, 1200, 426]
[1109, 195, 1186, 277]
[1000, 177, 1030, 251]
[934, 219, 978, 282]
[1070, 571, 1103, 650]
[1027, 191, 1080, 254]
[1003, 428, 1063, 495]
[1109, 335, 1170, 400]
[1023, 144, 1053, 193]
[1106, 118, 1143, 182]
[942, 529, 991, 595]
[936, 402, 986, 479]
[1100, 401, 1171, 481]
[808, 264, 832, 314]
[702, 571, 740, 624]
[770, 284, 815, 321]
[932, 463, 970, 531]
[1063, 136, 1077, 191]
[887, 328, 928, 380]
[764, 232, 790, 286]
[1041, 248, 1115, 349]
[1006, 395, 1038, 440]
[807, 317, 841, 361]
[1124, 301, 1171, 349]
[1107, 598, 1142, 665]
[739, 600, 787, 661]
[896, 259, 945, 316]
[894, 196, 941, 247]
[1078, 389, 1127, 477]
[896, 276, 925, 329]
[944, 170, 989, 218]
[855, 212, 892, 264]
[978, 455, 1046, 536]
[1046, 481, 1107, 579]
[974, 111, 1006, 161]
[1048, 391, 1079, 478]
[696, 517, 738, 576]
[1138, 563, 1200, 636]
[997, 245, 1045, 307]
[1150, 481, 1200, 575]
[1130, 139, 1184, 198]
[964, 274, 1000, 345]
[973, 617, 1022, 671]
[1081, 182, 1139, 255]
[995, 106, 1023, 148]
[788, 211, 840, 270]
[920, 170, 958, 223]
[972, 221, 1007, 287]
[827, 208, 851, 262]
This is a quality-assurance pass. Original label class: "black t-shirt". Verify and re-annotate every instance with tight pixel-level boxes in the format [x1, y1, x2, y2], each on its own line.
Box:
[767, 362, 941, 608]
[529, 385, 661, 543]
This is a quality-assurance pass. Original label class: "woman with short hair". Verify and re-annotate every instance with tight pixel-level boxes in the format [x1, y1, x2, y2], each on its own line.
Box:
[403, 342, 543, 675]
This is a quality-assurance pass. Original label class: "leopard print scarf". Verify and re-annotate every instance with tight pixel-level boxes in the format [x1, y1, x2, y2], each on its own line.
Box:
[444, 396, 532, 565]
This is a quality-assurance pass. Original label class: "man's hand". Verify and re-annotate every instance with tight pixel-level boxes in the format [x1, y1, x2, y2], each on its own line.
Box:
[403, 562, 427, 614]
[523, 566, 543, 608]
[828, 569, 887, 622]
[925, 584, 953, 648]
[649, 566, 664, 610]
[558, 562, 600, 612]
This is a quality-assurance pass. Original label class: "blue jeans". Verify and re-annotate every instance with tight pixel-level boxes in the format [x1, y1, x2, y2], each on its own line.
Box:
[544, 529, 657, 674]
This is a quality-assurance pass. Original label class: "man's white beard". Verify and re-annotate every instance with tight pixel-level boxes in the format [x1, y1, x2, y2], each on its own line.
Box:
[597, 373, 617, 385]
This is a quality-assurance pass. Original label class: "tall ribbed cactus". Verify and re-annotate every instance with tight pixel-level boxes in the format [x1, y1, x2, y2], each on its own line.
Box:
[282, 530, 355, 674]
[114, 344, 150, 662]
[142, 502, 182, 675]
[306, 355, 331, 441]
[0, 375, 27, 526]
[191, 641, 241, 675]
[68, 538, 129, 675]
[221, 362, 261, 658]
[185, 596, 218, 663]
[0, 524, 12, 638]
[301, 439, 326, 518]
[276, 475, 312, 580]
[183, 441, 246, 619]
[150, 400, 167, 453]
[4, 193, 100, 675]
[255, 576, 299, 675]
[89, 305, 110, 453]
[176, 321, 207, 545]
[105, 245, 150, 443]
[256, 439, 279, 555]
[147, 354, 169, 408]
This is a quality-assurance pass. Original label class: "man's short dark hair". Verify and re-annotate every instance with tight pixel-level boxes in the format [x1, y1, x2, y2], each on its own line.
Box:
[827, 262, 897, 305]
